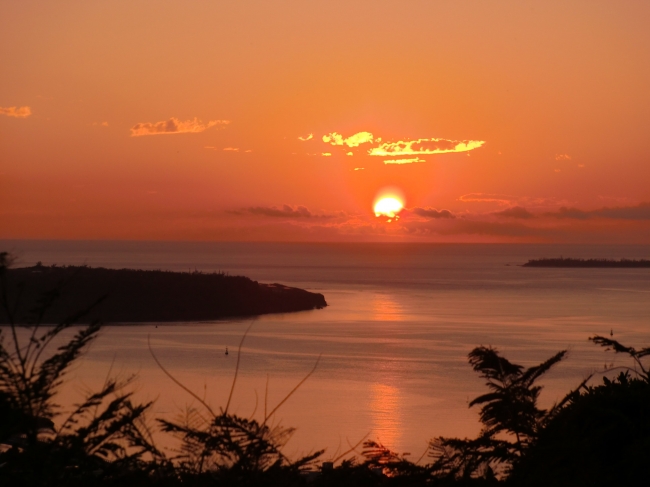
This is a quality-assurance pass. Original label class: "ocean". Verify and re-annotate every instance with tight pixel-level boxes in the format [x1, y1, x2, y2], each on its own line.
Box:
[2, 240, 649, 461]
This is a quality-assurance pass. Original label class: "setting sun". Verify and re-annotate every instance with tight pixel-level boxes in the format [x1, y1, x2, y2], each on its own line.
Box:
[374, 197, 404, 219]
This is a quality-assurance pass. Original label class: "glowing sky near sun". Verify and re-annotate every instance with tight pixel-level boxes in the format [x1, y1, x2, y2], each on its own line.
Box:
[1, 1, 650, 243]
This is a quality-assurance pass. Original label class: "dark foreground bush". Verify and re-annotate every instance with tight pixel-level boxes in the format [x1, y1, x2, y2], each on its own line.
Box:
[508, 372, 650, 487]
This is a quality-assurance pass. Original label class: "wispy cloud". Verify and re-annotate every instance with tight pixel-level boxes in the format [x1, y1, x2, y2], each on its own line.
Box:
[0, 106, 31, 118]
[384, 157, 426, 165]
[555, 153, 572, 161]
[458, 193, 514, 205]
[493, 206, 535, 219]
[323, 131, 375, 147]
[298, 133, 313, 141]
[223, 147, 239, 151]
[369, 138, 484, 156]
[130, 117, 229, 136]
[322, 152, 332, 157]
[409, 207, 455, 219]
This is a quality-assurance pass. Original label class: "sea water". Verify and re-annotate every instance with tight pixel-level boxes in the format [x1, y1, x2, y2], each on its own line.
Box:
[2, 240, 649, 460]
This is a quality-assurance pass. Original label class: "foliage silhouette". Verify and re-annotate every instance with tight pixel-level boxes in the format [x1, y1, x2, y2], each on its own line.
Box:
[428, 346, 566, 480]
[148, 324, 324, 486]
[0, 252, 166, 486]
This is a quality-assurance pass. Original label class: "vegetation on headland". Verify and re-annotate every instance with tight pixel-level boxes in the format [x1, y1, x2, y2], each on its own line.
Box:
[2, 251, 649, 486]
[523, 257, 650, 268]
[1, 262, 326, 324]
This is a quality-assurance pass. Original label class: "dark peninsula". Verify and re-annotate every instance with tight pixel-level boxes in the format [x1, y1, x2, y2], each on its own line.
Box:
[0, 264, 326, 324]
[523, 257, 650, 268]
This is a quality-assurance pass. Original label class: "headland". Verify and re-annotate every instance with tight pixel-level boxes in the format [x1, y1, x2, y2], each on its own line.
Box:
[523, 258, 650, 268]
[0, 264, 327, 324]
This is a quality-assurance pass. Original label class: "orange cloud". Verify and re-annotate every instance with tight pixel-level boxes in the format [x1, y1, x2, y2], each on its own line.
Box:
[322, 152, 332, 156]
[383, 157, 426, 165]
[369, 138, 484, 156]
[0, 106, 31, 118]
[323, 131, 375, 147]
[555, 153, 572, 161]
[298, 133, 313, 141]
[130, 117, 229, 136]
[223, 147, 239, 151]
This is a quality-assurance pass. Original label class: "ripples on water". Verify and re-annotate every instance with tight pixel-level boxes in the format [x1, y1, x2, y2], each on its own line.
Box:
[3, 241, 650, 458]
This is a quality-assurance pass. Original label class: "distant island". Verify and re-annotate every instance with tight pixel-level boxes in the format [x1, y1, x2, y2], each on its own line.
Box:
[0, 264, 327, 324]
[523, 258, 650, 268]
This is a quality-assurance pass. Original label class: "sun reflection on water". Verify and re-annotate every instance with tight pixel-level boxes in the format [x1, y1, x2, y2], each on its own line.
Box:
[372, 293, 404, 321]
[369, 382, 403, 452]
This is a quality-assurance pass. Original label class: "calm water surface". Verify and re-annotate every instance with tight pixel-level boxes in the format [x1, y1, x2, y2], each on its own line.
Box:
[3, 241, 650, 460]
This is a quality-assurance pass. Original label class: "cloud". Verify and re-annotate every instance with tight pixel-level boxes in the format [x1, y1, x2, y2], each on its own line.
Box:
[555, 153, 571, 161]
[410, 207, 455, 219]
[237, 204, 339, 219]
[92, 121, 109, 127]
[458, 193, 514, 205]
[298, 133, 313, 141]
[547, 202, 650, 220]
[0, 106, 31, 118]
[322, 152, 332, 156]
[223, 147, 239, 151]
[130, 117, 229, 136]
[369, 137, 484, 156]
[323, 131, 375, 147]
[353, 167, 364, 171]
[493, 206, 535, 219]
[384, 157, 426, 165]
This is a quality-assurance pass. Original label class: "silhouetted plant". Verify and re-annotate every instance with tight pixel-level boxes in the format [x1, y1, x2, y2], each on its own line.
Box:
[508, 369, 650, 487]
[149, 326, 323, 484]
[361, 439, 431, 481]
[428, 346, 566, 480]
[589, 335, 650, 381]
[0, 252, 164, 485]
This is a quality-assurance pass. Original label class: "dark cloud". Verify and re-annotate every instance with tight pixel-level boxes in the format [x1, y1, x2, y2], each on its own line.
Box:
[410, 207, 455, 219]
[595, 202, 650, 220]
[493, 206, 535, 219]
[238, 205, 338, 219]
[547, 203, 650, 220]
[401, 218, 543, 238]
[550, 207, 591, 219]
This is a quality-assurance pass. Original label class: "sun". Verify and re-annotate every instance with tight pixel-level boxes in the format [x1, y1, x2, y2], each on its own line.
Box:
[374, 196, 404, 219]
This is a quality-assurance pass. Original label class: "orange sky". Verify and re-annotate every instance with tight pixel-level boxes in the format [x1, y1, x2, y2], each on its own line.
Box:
[2, 1, 650, 243]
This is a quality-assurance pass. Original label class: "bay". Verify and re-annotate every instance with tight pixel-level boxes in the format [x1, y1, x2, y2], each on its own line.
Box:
[2, 240, 649, 460]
